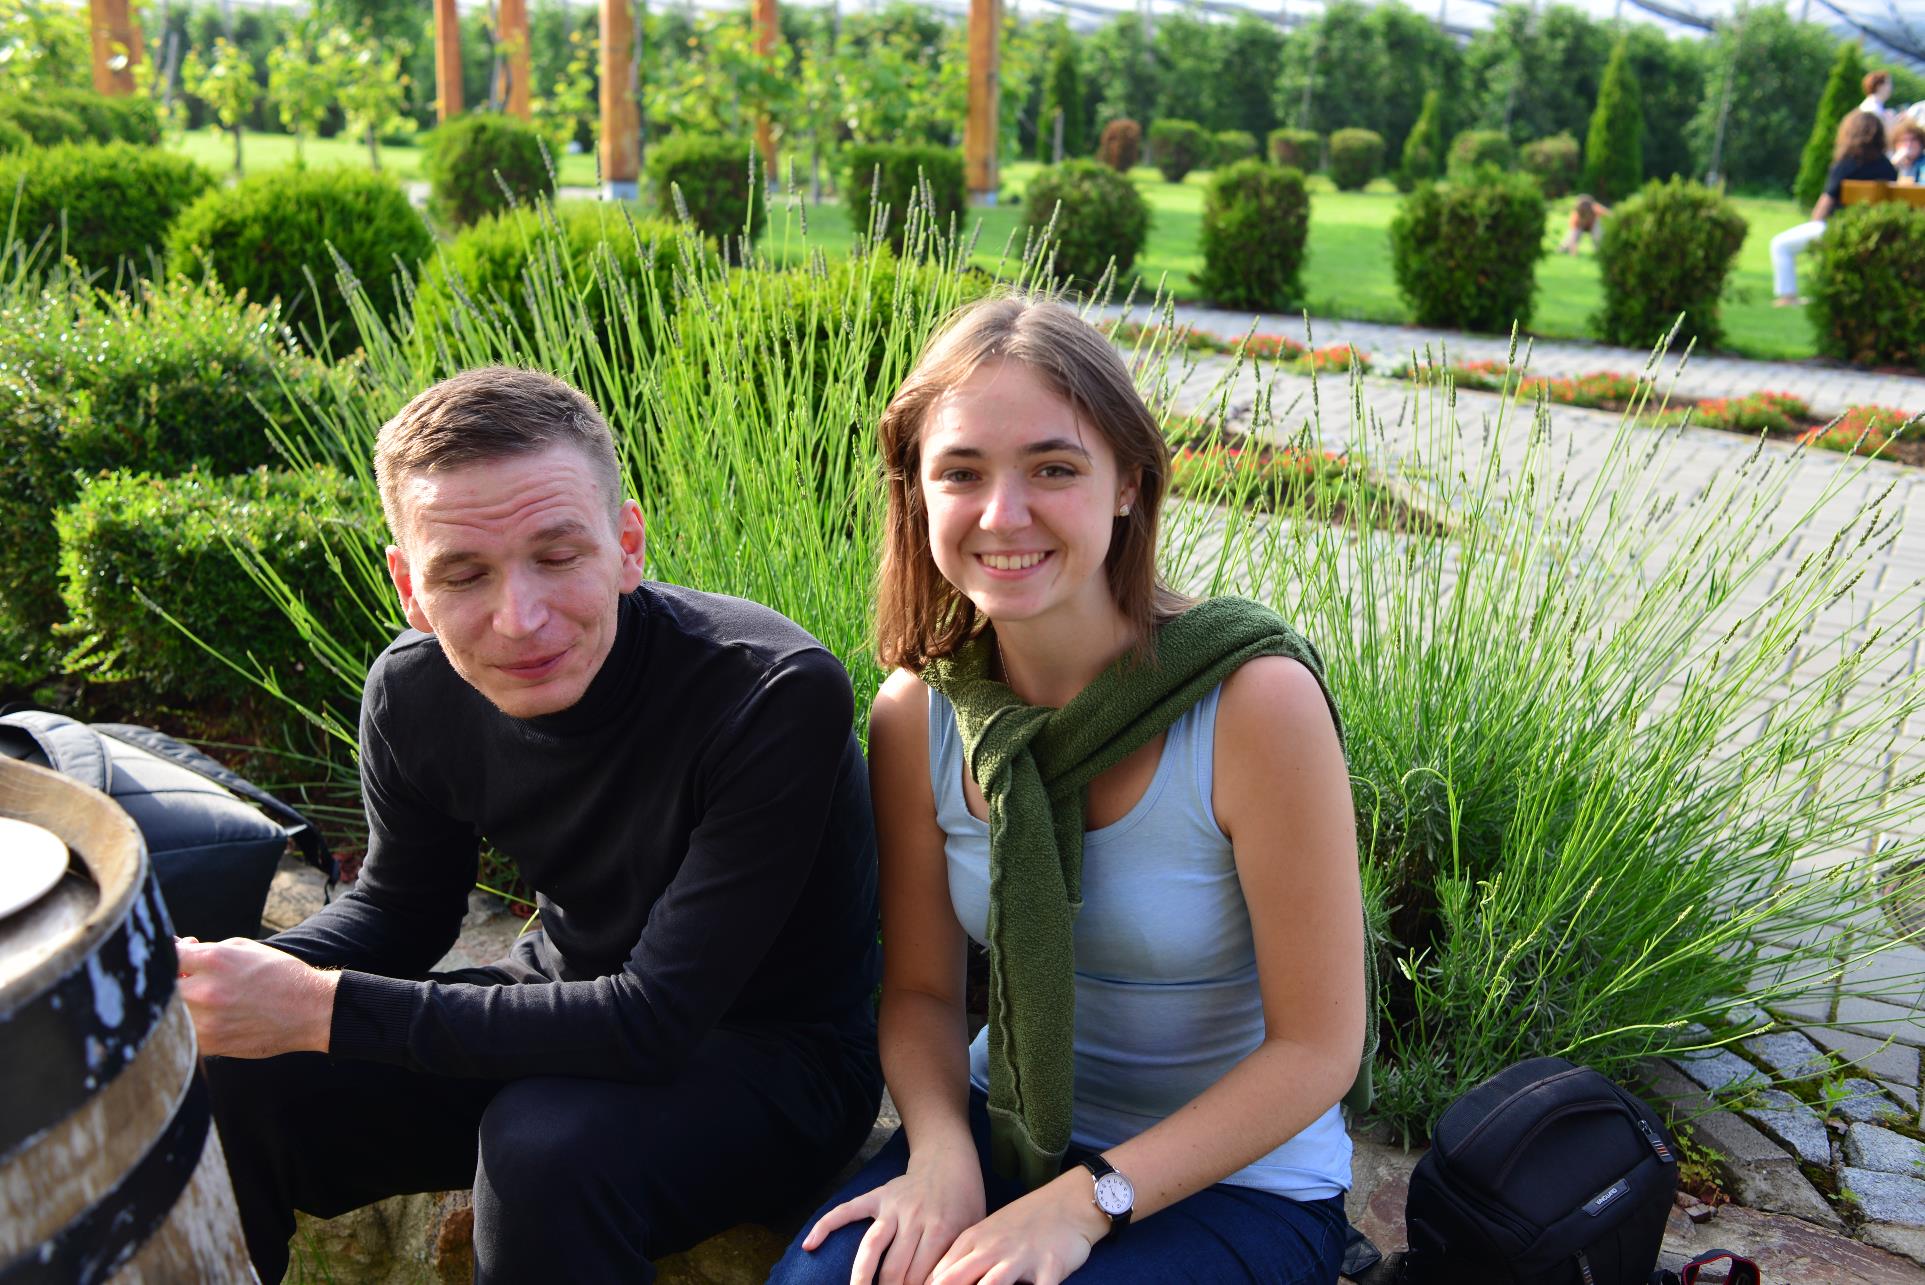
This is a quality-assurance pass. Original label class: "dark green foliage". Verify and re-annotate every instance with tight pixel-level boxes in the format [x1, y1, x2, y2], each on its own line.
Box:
[1620, 24, 1703, 182]
[1399, 90, 1444, 192]
[1269, 128, 1321, 171]
[1522, 133, 1581, 198]
[1461, 4, 1611, 146]
[1194, 159, 1308, 311]
[422, 113, 555, 229]
[1327, 128, 1385, 191]
[166, 167, 432, 347]
[1390, 171, 1547, 331]
[1148, 118, 1211, 182]
[1794, 42, 1867, 210]
[0, 142, 216, 277]
[1097, 119, 1142, 172]
[0, 100, 87, 146]
[37, 89, 162, 144]
[56, 467, 366, 715]
[842, 144, 967, 251]
[1213, 130, 1257, 166]
[1583, 39, 1644, 202]
[1081, 14, 1158, 137]
[1038, 32, 1085, 162]
[1212, 15, 1285, 141]
[1685, 6, 1835, 192]
[646, 134, 765, 244]
[414, 202, 712, 345]
[1593, 178, 1746, 349]
[1807, 204, 1925, 368]
[1275, 0, 1461, 158]
[0, 117, 27, 154]
[1448, 129, 1515, 178]
[1024, 160, 1151, 289]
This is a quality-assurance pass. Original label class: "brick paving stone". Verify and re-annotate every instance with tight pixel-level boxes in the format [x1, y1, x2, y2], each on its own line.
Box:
[1846, 1124, 1925, 1178]
[1812, 1027, 1922, 1086]
[1838, 997, 1925, 1046]
[1671, 1049, 1771, 1098]
[1889, 1081, 1921, 1114]
[1835, 1078, 1910, 1125]
[1843, 1166, 1925, 1226]
[1746, 1030, 1833, 1081]
[1744, 1089, 1833, 1166]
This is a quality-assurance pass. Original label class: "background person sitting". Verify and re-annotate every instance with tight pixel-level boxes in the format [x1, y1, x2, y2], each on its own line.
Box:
[1770, 111, 1897, 306]
[1558, 194, 1611, 254]
[1893, 119, 1925, 183]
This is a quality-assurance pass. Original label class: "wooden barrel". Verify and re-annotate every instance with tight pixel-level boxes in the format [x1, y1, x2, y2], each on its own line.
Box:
[0, 756, 253, 1283]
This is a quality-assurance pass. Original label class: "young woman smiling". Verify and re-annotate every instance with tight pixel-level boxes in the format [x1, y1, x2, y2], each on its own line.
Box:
[769, 297, 1366, 1285]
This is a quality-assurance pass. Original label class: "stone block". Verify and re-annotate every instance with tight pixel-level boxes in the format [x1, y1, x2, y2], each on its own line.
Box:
[1834, 1077, 1909, 1124]
[1810, 1026, 1921, 1086]
[1838, 996, 1925, 1045]
[1669, 1049, 1769, 1099]
[1845, 1124, 1925, 1178]
[1744, 1031, 1831, 1081]
[1660, 1199, 1925, 1281]
[1843, 1166, 1925, 1228]
[1742, 1090, 1831, 1167]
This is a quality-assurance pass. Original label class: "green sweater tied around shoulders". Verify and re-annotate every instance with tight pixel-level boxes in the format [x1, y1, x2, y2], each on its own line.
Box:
[921, 595, 1377, 1190]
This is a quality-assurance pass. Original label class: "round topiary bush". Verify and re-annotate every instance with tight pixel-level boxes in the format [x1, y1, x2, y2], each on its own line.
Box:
[1808, 203, 1925, 369]
[1593, 178, 1746, 350]
[0, 99, 87, 146]
[167, 166, 433, 346]
[40, 88, 161, 144]
[1521, 133, 1581, 199]
[1448, 129, 1516, 178]
[414, 201, 712, 346]
[1097, 119, 1141, 172]
[1024, 159, 1151, 290]
[647, 133, 766, 243]
[1269, 128, 1321, 171]
[1194, 159, 1309, 311]
[422, 112, 555, 229]
[1148, 118, 1211, 183]
[0, 142, 216, 276]
[1213, 130, 1258, 167]
[1327, 128, 1385, 192]
[842, 143, 966, 252]
[1390, 172, 1547, 331]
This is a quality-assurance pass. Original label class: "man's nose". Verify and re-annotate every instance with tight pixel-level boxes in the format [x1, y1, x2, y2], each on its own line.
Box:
[493, 569, 551, 639]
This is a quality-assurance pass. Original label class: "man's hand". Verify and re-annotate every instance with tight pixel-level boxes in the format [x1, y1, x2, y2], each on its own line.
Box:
[176, 937, 340, 1058]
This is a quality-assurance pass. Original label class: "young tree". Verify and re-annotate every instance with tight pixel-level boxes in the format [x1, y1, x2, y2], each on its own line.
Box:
[1794, 40, 1867, 209]
[530, 26, 597, 160]
[181, 36, 261, 175]
[1583, 36, 1643, 201]
[267, 27, 335, 163]
[1399, 87, 1444, 191]
[1038, 27, 1083, 162]
[321, 26, 415, 171]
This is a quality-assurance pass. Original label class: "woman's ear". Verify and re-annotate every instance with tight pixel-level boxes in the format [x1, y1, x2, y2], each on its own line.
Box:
[1117, 470, 1141, 517]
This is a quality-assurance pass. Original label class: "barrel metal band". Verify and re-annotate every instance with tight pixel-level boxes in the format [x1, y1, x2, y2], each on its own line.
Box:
[0, 875, 177, 1159]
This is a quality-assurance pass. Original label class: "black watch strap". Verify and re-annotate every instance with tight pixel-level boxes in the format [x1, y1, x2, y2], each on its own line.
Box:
[1080, 1154, 1134, 1233]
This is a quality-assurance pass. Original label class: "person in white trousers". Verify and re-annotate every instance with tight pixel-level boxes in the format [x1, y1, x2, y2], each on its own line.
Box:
[1771, 111, 1897, 305]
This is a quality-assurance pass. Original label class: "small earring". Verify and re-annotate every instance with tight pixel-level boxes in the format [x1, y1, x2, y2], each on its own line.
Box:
[1117, 503, 1131, 517]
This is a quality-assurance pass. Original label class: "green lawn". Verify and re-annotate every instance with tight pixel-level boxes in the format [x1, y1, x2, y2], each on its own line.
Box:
[165, 133, 1818, 362]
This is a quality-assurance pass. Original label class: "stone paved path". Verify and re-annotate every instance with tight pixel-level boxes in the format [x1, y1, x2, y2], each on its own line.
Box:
[1098, 301, 1925, 418]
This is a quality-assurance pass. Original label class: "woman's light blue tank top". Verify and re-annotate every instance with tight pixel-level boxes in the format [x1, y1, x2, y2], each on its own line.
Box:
[927, 684, 1351, 1201]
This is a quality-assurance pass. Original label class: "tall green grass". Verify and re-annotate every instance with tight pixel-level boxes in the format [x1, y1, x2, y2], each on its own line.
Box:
[203, 193, 1925, 1138]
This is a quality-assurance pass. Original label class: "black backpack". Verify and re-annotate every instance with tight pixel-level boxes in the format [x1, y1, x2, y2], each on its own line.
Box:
[1404, 1056, 1678, 1285]
[0, 710, 336, 941]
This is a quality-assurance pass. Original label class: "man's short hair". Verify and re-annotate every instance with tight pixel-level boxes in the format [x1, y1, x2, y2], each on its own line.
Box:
[374, 366, 626, 543]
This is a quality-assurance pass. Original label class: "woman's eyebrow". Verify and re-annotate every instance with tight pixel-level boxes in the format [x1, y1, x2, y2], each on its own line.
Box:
[926, 439, 1092, 461]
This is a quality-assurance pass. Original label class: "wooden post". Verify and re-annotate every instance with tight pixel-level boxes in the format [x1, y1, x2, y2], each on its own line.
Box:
[601, 0, 640, 198]
[964, 0, 999, 204]
[88, 0, 141, 96]
[434, 0, 463, 122]
[754, 0, 779, 188]
[499, 0, 533, 121]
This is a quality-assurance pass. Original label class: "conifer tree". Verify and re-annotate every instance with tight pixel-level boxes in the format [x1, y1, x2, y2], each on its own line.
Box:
[1794, 41, 1868, 209]
[1583, 38, 1643, 202]
[1038, 36, 1085, 163]
[1399, 88, 1444, 192]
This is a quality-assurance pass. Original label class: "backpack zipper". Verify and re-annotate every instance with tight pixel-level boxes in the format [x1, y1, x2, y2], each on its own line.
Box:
[1637, 1116, 1675, 1163]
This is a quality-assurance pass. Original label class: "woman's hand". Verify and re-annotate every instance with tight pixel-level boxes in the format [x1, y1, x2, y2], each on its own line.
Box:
[803, 1145, 986, 1285]
[928, 1171, 1110, 1285]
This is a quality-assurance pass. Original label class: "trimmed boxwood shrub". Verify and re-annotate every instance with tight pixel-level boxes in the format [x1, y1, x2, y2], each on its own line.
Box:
[1024, 159, 1151, 289]
[1398, 91, 1444, 193]
[1593, 178, 1746, 350]
[842, 144, 967, 251]
[167, 166, 433, 346]
[1194, 159, 1309, 311]
[414, 202, 711, 347]
[56, 466, 368, 715]
[0, 100, 87, 146]
[1390, 172, 1547, 331]
[1269, 128, 1321, 171]
[1521, 134, 1581, 199]
[1448, 129, 1515, 178]
[422, 113, 555, 229]
[1097, 119, 1141, 172]
[38, 89, 162, 144]
[0, 142, 216, 276]
[646, 133, 765, 243]
[1148, 118, 1211, 183]
[1808, 204, 1925, 369]
[1213, 130, 1258, 167]
[1327, 128, 1385, 192]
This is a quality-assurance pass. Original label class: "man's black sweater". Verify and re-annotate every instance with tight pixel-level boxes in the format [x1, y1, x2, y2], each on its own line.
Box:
[270, 582, 881, 1083]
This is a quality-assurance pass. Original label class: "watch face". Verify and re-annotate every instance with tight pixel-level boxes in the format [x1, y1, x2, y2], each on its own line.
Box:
[1093, 1172, 1134, 1216]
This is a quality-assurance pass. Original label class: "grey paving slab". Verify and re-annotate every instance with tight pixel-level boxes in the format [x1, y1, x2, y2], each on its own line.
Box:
[1845, 1166, 1925, 1226]
[1846, 1124, 1925, 1178]
[1835, 1078, 1911, 1125]
[1744, 1089, 1833, 1167]
[1746, 1030, 1834, 1081]
[1811, 1028, 1923, 1086]
[1671, 1048, 1771, 1098]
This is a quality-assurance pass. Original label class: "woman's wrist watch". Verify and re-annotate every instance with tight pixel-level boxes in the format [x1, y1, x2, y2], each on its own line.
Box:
[1079, 1154, 1135, 1236]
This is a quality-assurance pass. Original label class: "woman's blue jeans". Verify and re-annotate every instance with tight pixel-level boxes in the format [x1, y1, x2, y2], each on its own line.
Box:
[769, 1088, 1346, 1284]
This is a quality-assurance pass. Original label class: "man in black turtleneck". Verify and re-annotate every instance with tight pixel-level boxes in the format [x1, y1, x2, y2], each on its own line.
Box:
[177, 367, 882, 1282]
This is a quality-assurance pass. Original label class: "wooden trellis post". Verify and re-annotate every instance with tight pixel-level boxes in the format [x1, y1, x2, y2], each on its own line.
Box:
[601, 0, 640, 198]
[964, 0, 1000, 203]
[435, 0, 464, 122]
[754, 0, 779, 187]
[88, 0, 141, 96]
[499, 0, 533, 121]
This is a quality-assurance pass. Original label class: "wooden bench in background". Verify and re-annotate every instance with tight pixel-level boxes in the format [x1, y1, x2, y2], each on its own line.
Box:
[1841, 179, 1925, 208]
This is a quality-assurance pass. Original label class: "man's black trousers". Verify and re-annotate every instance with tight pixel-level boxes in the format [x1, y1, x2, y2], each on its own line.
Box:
[204, 1018, 882, 1283]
